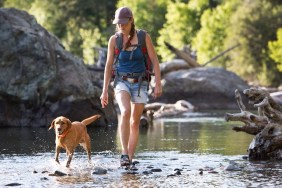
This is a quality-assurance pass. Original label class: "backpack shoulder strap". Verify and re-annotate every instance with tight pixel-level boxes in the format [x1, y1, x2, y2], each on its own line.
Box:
[115, 32, 123, 52]
[137, 29, 147, 50]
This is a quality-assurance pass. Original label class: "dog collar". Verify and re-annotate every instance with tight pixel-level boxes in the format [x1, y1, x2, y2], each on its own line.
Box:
[58, 129, 71, 138]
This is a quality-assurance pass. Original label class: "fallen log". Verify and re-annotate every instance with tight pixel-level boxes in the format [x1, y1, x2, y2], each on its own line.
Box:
[144, 100, 194, 119]
[164, 42, 200, 68]
[226, 87, 282, 160]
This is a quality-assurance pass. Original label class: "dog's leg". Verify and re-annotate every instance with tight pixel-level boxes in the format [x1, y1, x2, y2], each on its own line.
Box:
[55, 146, 61, 164]
[84, 134, 92, 163]
[66, 149, 74, 168]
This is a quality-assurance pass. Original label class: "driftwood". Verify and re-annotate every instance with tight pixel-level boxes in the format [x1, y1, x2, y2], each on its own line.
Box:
[164, 42, 200, 68]
[144, 100, 194, 119]
[225, 87, 282, 160]
[139, 100, 194, 128]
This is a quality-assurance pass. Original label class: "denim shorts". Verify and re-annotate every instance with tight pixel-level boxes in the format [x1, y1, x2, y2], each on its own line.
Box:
[114, 78, 148, 104]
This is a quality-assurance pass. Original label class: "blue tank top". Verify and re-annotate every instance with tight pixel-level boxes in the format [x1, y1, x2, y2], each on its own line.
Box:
[117, 47, 145, 74]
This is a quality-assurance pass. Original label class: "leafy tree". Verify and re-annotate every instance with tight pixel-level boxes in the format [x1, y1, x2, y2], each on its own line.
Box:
[157, 0, 222, 61]
[192, 0, 239, 67]
[269, 28, 282, 71]
[3, 0, 117, 64]
[2, 0, 34, 10]
[226, 0, 282, 86]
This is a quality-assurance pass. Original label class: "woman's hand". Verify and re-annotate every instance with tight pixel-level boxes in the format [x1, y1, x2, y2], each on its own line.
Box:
[100, 92, 109, 108]
[153, 82, 162, 99]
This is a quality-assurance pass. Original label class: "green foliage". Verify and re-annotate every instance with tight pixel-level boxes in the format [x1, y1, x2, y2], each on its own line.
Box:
[156, 0, 220, 61]
[269, 28, 282, 71]
[3, 0, 34, 10]
[225, 0, 282, 86]
[193, 1, 239, 67]
[157, 1, 199, 61]
[3, 0, 117, 64]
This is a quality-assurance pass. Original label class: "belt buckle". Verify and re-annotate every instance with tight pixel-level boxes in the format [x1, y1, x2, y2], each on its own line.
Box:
[127, 78, 135, 83]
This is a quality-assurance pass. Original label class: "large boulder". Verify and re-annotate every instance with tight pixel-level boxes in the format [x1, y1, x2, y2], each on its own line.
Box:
[0, 8, 117, 127]
[151, 66, 249, 109]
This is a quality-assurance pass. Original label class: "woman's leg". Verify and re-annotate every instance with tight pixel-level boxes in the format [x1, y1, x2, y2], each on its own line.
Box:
[115, 90, 131, 155]
[128, 103, 145, 161]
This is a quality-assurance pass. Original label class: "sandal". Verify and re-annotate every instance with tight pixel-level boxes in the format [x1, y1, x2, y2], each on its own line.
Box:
[120, 154, 131, 167]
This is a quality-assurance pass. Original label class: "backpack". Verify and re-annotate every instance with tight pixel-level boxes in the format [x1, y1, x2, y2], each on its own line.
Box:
[112, 29, 154, 90]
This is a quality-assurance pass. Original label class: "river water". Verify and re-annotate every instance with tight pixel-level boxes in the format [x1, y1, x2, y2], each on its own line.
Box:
[1, 110, 281, 188]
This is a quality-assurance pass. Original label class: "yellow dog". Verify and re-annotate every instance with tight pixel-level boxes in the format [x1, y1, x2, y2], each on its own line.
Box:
[49, 115, 101, 167]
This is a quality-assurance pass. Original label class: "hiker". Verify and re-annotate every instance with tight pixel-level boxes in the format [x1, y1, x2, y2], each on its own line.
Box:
[100, 6, 162, 166]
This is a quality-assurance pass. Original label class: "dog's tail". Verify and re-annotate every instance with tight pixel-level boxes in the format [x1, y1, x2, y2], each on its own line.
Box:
[81, 115, 101, 126]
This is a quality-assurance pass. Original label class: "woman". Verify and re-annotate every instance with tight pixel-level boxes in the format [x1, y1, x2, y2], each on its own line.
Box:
[100, 7, 162, 166]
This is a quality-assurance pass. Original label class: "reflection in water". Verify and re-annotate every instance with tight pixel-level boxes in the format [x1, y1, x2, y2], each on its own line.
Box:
[137, 115, 253, 155]
[0, 111, 281, 187]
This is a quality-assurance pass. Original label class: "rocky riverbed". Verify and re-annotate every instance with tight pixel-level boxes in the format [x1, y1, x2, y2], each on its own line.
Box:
[1, 111, 281, 187]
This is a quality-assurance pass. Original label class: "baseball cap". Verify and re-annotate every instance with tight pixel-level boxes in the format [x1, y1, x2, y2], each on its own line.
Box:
[112, 7, 133, 24]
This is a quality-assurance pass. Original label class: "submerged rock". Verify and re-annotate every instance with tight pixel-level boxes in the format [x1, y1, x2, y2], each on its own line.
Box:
[5, 183, 22, 187]
[92, 167, 107, 175]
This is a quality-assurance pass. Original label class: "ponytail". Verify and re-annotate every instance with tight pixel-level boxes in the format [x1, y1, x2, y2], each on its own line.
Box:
[124, 22, 135, 50]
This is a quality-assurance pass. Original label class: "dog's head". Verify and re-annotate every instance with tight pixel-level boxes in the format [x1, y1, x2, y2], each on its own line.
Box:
[243, 87, 269, 105]
[49, 116, 72, 135]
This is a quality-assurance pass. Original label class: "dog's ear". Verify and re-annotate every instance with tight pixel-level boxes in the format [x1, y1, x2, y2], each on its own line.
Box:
[48, 119, 56, 131]
[66, 118, 72, 129]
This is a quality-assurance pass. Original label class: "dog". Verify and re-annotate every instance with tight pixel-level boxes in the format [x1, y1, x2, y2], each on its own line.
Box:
[48, 114, 101, 167]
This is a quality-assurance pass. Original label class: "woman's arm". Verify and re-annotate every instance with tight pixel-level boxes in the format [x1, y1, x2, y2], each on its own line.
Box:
[100, 35, 115, 108]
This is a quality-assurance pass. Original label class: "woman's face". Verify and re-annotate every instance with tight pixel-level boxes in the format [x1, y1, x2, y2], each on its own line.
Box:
[117, 19, 132, 33]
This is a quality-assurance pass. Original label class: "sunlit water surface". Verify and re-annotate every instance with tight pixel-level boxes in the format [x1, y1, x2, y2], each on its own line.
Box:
[1, 110, 282, 188]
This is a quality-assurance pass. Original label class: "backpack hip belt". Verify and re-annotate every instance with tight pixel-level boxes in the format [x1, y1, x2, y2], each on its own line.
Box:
[114, 71, 146, 97]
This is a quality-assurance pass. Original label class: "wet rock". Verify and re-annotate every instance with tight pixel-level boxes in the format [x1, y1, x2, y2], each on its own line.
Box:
[124, 171, 138, 175]
[92, 167, 107, 175]
[174, 168, 183, 171]
[242, 156, 248, 160]
[40, 177, 48, 181]
[33, 170, 38, 173]
[225, 161, 242, 171]
[129, 165, 138, 171]
[132, 161, 140, 165]
[151, 168, 162, 172]
[167, 174, 176, 177]
[199, 169, 203, 175]
[147, 165, 154, 169]
[49, 170, 67, 176]
[208, 170, 219, 174]
[5, 183, 22, 186]
[125, 165, 138, 171]
[142, 171, 153, 175]
[175, 170, 181, 175]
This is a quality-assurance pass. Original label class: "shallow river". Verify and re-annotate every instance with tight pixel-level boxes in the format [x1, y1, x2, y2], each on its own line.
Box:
[1, 110, 282, 188]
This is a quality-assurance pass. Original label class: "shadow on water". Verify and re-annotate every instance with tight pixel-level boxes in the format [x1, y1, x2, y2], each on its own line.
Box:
[0, 110, 282, 187]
